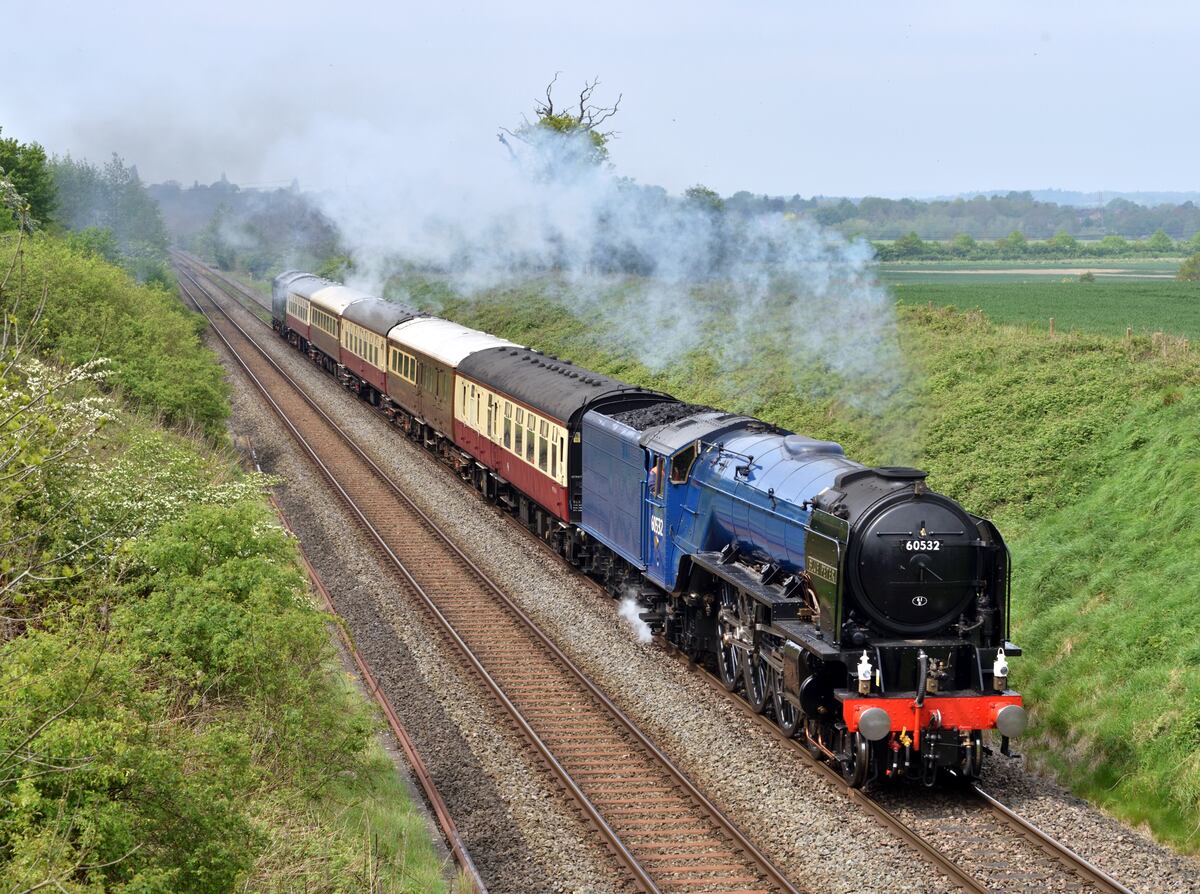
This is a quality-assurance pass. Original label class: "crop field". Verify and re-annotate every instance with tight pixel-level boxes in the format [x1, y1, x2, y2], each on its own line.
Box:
[891, 278, 1200, 339]
[878, 258, 1183, 283]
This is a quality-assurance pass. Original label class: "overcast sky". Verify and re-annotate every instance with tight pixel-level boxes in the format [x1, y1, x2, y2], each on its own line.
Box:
[5, 1, 1196, 197]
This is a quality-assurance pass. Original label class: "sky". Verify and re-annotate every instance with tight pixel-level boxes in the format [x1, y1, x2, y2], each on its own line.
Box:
[5, 0, 1198, 198]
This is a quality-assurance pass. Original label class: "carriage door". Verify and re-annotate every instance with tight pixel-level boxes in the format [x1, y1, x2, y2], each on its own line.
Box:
[644, 451, 668, 585]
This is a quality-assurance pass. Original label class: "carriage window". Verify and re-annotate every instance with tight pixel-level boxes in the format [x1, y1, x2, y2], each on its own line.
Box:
[550, 442, 557, 478]
[514, 423, 523, 455]
[515, 408, 524, 425]
[670, 442, 700, 484]
[538, 435, 548, 471]
[526, 417, 536, 462]
[504, 416, 512, 449]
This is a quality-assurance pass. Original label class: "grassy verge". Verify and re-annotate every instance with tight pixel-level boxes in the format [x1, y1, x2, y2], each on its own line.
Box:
[401, 272, 1200, 852]
[0, 235, 451, 892]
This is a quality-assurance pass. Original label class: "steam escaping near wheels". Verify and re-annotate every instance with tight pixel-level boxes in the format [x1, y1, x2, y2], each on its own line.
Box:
[618, 596, 653, 644]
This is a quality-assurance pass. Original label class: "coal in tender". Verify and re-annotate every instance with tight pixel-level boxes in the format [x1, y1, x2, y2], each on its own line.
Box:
[611, 402, 718, 431]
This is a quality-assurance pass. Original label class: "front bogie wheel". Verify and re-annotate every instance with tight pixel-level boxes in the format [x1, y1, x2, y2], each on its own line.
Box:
[840, 732, 870, 788]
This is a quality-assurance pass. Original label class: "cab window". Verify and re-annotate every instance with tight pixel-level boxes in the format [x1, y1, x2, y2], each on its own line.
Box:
[670, 442, 699, 484]
[649, 456, 665, 498]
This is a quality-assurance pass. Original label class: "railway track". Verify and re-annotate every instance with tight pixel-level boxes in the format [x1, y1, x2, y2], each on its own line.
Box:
[176, 262, 806, 894]
[688, 663, 1137, 894]
[179, 255, 1139, 894]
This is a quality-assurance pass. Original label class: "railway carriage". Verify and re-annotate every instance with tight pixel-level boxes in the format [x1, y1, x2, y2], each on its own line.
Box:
[272, 270, 336, 347]
[456, 347, 669, 529]
[384, 318, 515, 446]
[307, 286, 366, 372]
[339, 297, 424, 402]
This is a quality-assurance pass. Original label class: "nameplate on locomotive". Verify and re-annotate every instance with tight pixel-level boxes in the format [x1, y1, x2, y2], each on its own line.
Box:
[806, 556, 838, 585]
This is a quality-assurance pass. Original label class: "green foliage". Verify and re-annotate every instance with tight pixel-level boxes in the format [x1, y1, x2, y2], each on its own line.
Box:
[1147, 228, 1176, 254]
[65, 226, 122, 263]
[950, 232, 977, 256]
[2, 234, 228, 437]
[1177, 253, 1200, 281]
[50, 154, 171, 283]
[503, 75, 621, 168]
[893, 231, 926, 258]
[1049, 228, 1079, 253]
[0, 393, 447, 890]
[0, 127, 56, 228]
[798, 189, 1200, 242]
[413, 271, 1200, 849]
[1078, 270, 1095, 283]
[684, 184, 725, 213]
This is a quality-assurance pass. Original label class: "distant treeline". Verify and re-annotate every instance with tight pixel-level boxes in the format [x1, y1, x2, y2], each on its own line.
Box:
[723, 190, 1200, 241]
[149, 178, 344, 279]
[873, 228, 1200, 262]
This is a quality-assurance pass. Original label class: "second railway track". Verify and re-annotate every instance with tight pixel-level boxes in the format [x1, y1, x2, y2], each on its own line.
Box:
[176, 263, 805, 894]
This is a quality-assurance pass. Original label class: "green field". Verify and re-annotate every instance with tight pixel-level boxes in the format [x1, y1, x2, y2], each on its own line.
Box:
[892, 279, 1200, 340]
[879, 258, 1184, 283]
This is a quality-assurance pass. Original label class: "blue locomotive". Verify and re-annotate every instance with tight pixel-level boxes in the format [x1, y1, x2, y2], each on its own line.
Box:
[579, 402, 1025, 786]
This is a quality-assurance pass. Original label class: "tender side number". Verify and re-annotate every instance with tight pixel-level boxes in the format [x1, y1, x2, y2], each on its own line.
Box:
[904, 540, 942, 551]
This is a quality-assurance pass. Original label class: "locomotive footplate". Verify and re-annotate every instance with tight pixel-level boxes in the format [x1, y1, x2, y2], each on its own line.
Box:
[837, 690, 1023, 748]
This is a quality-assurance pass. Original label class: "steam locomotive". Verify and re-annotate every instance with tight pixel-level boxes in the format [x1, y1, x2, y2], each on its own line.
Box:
[273, 270, 1026, 786]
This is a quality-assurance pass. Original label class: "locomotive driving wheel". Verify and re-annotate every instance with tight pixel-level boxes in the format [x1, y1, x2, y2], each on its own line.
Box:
[743, 649, 771, 714]
[716, 585, 743, 692]
[771, 668, 800, 737]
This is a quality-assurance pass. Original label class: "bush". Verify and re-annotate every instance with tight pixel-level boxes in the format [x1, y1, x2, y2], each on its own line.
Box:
[1, 233, 228, 437]
[1177, 252, 1200, 281]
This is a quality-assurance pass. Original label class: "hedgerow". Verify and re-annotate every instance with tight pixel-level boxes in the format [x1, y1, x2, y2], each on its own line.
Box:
[1, 232, 228, 438]
[0, 236, 450, 892]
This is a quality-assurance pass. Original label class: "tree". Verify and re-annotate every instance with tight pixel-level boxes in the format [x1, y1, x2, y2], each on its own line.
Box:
[1049, 229, 1079, 255]
[684, 184, 725, 213]
[49, 154, 170, 281]
[1147, 228, 1175, 254]
[1178, 253, 1200, 281]
[999, 229, 1028, 256]
[951, 233, 977, 256]
[500, 73, 622, 167]
[0, 128, 55, 228]
[1098, 234, 1130, 256]
[894, 231, 927, 258]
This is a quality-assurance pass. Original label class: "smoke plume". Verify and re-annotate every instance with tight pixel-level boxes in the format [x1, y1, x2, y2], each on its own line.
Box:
[267, 120, 905, 416]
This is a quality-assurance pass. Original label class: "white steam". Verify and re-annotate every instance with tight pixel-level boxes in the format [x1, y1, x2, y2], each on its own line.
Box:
[267, 120, 905, 414]
[618, 597, 654, 644]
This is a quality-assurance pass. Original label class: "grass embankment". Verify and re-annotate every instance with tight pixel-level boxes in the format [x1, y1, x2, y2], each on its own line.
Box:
[0, 235, 450, 893]
[398, 273, 1200, 852]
